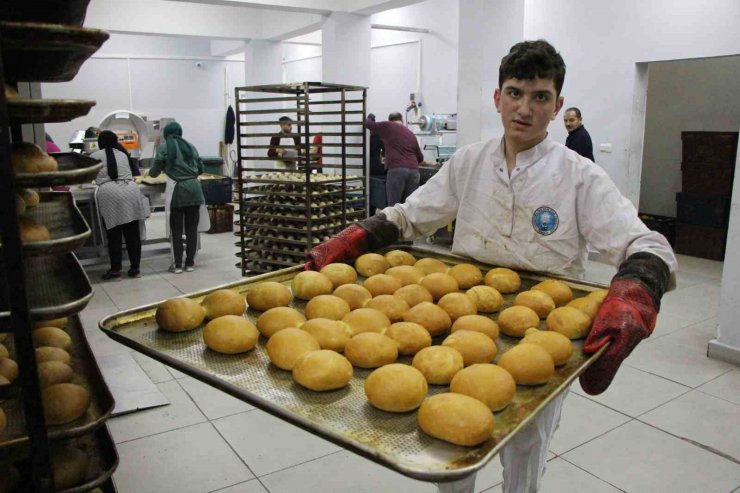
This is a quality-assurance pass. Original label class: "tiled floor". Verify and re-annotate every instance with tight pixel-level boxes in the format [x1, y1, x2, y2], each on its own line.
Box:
[81, 232, 740, 493]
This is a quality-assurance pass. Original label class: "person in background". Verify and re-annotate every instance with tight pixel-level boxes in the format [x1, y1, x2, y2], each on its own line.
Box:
[268, 116, 300, 164]
[45, 133, 61, 153]
[368, 114, 386, 215]
[564, 107, 595, 161]
[93, 131, 147, 280]
[365, 112, 424, 207]
[310, 134, 323, 173]
[149, 122, 204, 274]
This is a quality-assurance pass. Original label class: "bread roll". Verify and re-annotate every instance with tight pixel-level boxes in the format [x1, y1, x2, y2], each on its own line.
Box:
[394, 284, 433, 307]
[466, 285, 503, 313]
[38, 361, 74, 388]
[443, 330, 498, 366]
[33, 327, 71, 349]
[266, 328, 320, 370]
[0, 345, 7, 359]
[36, 317, 68, 329]
[0, 375, 9, 386]
[12, 142, 58, 173]
[451, 315, 500, 340]
[363, 274, 403, 297]
[18, 188, 40, 208]
[344, 332, 398, 368]
[419, 273, 459, 300]
[385, 249, 416, 267]
[365, 364, 427, 412]
[42, 383, 90, 425]
[418, 393, 495, 446]
[521, 328, 573, 366]
[385, 322, 432, 355]
[364, 295, 410, 322]
[320, 263, 358, 288]
[498, 343, 554, 385]
[414, 257, 448, 275]
[305, 295, 351, 321]
[36, 346, 71, 364]
[156, 298, 205, 332]
[333, 284, 373, 310]
[532, 280, 573, 307]
[0, 463, 20, 493]
[567, 296, 601, 321]
[484, 268, 521, 293]
[545, 306, 592, 339]
[246, 282, 292, 311]
[497, 306, 540, 338]
[342, 308, 391, 336]
[587, 289, 608, 302]
[202, 289, 246, 319]
[16, 194, 25, 215]
[51, 445, 89, 489]
[19, 215, 51, 243]
[0, 358, 18, 382]
[385, 265, 424, 286]
[448, 263, 484, 289]
[412, 346, 464, 384]
[291, 271, 333, 301]
[450, 364, 516, 411]
[403, 302, 452, 336]
[300, 319, 352, 352]
[437, 292, 477, 321]
[203, 315, 259, 354]
[354, 253, 390, 277]
[256, 306, 306, 338]
[293, 350, 353, 391]
[514, 290, 556, 318]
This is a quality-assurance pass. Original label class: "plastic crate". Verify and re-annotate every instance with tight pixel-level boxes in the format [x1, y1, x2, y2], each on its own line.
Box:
[638, 213, 676, 247]
[675, 193, 730, 229]
[200, 176, 233, 205]
[681, 164, 734, 197]
[681, 131, 738, 166]
[202, 156, 225, 176]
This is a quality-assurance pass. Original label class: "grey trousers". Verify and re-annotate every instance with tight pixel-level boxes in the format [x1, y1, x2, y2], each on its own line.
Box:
[386, 167, 420, 206]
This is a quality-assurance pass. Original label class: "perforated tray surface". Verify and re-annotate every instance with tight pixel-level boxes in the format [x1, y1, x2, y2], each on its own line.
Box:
[100, 247, 606, 482]
[22, 192, 91, 257]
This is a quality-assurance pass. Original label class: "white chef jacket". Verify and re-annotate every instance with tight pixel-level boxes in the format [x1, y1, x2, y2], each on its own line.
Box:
[383, 136, 677, 288]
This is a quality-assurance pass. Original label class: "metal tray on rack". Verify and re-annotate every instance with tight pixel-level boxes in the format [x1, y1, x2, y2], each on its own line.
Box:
[15, 153, 102, 188]
[7, 98, 96, 124]
[0, 315, 115, 454]
[100, 246, 606, 483]
[0, 21, 109, 82]
[22, 192, 91, 257]
[0, 253, 93, 322]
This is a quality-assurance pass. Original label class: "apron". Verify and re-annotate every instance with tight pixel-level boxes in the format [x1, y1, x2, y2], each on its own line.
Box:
[164, 177, 210, 266]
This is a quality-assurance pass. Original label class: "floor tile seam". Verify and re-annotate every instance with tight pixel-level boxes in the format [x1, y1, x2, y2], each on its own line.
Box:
[556, 455, 628, 492]
[694, 372, 740, 407]
[552, 418, 634, 457]
[572, 393, 635, 421]
[96, 282, 126, 311]
[207, 478, 266, 493]
[648, 314, 720, 342]
[476, 478, 504, 492]
[202, 407, 260, 422]
[256, 449, 345, 480]
[621, 363, 712, 388]
[112, 419, 211, 446]
[207, 420, 266, 490]
[174, 378, 212, 421]
[630, 386, 694, 419]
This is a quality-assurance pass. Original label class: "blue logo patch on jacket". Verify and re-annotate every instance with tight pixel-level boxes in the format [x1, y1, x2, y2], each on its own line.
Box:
[532, 206, 559, 236]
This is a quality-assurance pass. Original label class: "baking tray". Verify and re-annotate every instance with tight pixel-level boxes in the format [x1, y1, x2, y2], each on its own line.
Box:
[7, 98, 96, 124]
[0, 21, 109, 82]
[0, 315, 115, 454]
[0, 253, 93, 322]
[22, 192, 91, 257]
[15, 152, 102, 188]
[100, 246, 607, 482]
[0, 0, 91, 26]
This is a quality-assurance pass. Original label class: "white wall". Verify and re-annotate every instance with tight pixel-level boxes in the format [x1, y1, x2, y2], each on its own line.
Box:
[640, 56, 740, 217]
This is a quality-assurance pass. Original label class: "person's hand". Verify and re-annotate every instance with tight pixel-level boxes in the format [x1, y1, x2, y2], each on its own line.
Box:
[306, 224, 368, 270]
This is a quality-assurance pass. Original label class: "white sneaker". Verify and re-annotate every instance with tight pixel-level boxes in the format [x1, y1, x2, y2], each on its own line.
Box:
[185, 266, 194, 272]
[174, 267, 183, 274]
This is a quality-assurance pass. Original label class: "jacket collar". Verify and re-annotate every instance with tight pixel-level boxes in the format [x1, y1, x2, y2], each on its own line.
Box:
[492, 135, 556, 172]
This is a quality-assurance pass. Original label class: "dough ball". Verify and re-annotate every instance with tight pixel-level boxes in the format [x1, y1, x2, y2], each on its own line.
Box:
[419, 273, 459, 300]
[0, 345, 7, 359]
[414, 257, 448, 275]
[567, 297, 601, 321]
[365, 363, 427, 412]
[497, 306, 540, 338]
[545, 306, 592, 339]
[36, 347, 71, 364]
[363, 274, 403, 297]
[364, 295, 410, 322]
[12, 142, 58, 173]
[450, 364, 516, 411]
[293, 350, 353, 391]
[443, 330, 498, 366]
[385, 265, 425, 286]
[448, 263, 484, 289]
[156, 297, 205, 333]
[42, 383, 90, 425]
[38, 361, 74, 388]
[204, 315, 259, 354]
[51, 445, 89, 489]
[305, 295, 351, 321]
[0, 463, 20, 493]
[18, 188, 40, 208]
[300, 319, 352, 352]
[484, 268, 521, 293]
[342, 308, 391, 335]
[292, 271, 334, 301]
[532, 280, 573, 307]
[403, 302, 452, 336]
[418, 393, 495, 446]
[246, 282, 292, 311]
[33, 327, 71, 349]
[320, 263, 358, 288]
[202, 289, 246, 319]
[522, 328, 574, 366]
[256, 307, 306, 338]
[498, 343, 554, 385]
[394, 284, 433, 307]
[333, 284, 373, 310]
[587, 289, 609, 302]
[0, 358, 18, 382]
[437, 292, 477, 321]
[466, 285, 503, 313]
[385, 322, 432, 355]
[412, 346, 464, 384]
[266, 328, 320, 370]
[354, 253, 390, 277]
[36, 317, 68, 329]
[451, 315, 500, 340]
[344, 333, 398, 368]
[385, 249, 416, 267]
[513, 290, 556, 318]
[19, 215, 51, 243]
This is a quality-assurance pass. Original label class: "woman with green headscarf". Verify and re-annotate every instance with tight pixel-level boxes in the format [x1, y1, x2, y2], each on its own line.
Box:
[149, 121, 204, 273]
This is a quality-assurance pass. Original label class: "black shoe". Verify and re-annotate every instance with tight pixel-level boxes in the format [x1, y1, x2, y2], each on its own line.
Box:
[128, 268, 141, 278]
[102, 270, 121, 280]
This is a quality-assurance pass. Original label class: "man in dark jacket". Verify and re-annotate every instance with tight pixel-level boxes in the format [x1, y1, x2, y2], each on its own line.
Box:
[564, 107, 595, 162]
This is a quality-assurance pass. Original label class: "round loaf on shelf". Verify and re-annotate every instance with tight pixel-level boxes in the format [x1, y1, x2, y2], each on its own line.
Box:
[291, 271, 334, 300]
[365, 363, 427, 412]
[385, 322, 432, 356]
[447, 263, 484, 289]
[266, 328, 320, 370]
[403, 302, 452, 337]
[300, 318, 352, 352]
[419, 273, 459, 300]
[292, 350, 353, 391]
[532, 280, 573, 307]
[333, 284, 373, 310]
[498, 343, 555, 385]
[201, 289, 246, 319]
[450, 364, 516, 412]
[319, 263, 358, 288]
[442, 330, 498, 366]
[354, 253, 390, 277]
[37, 361, 75, 388]
[414, 257, 448, 275]
[246, 282, 293, 311]
[203, 315, 259, 354]
[51, 445, 89, 490]
[156, 298, 205, 333]
[12, 142, 58, 173]
[0, 358, 18, 382]
[19, 215, 51, 243]
[35, 347, 72, 364]
[412, 346, 464, 385]
[484, 268, 521, 293]
[451, 314, 500, 340]
[344, 332, 398, 369]
[417, 393, 495, 447]
[384, 249, 416, 267]
[342, 308, 391, 336]
[32, 327, 72, 350]
[42, 383, 90, 425]
[394, 284, 434, 307]
[256, 306, 306, 338]
[364, 295, 410, 322]
[305, 295, 351, 321]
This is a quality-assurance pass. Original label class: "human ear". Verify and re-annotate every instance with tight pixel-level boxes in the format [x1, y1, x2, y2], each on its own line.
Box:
[494, 89, 502, 113]
[551, 95, 565, 120]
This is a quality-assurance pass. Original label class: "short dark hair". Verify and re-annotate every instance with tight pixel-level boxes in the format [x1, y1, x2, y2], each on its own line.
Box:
[279, 116, 293, 123]
[388, 112, 403, 122]
[565, 107, 582, 119]
[499, 40, 566, 96]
